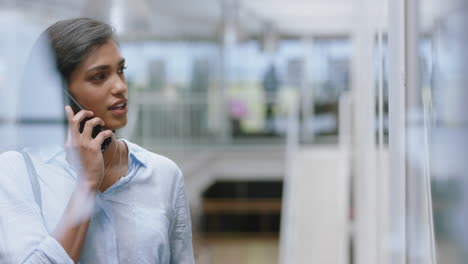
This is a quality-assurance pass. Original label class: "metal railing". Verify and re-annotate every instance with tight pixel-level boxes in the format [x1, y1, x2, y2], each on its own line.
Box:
[123, 90, 223, 154]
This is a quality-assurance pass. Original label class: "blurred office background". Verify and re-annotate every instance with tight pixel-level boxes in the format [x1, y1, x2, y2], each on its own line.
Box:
[1, 0, 468, 263]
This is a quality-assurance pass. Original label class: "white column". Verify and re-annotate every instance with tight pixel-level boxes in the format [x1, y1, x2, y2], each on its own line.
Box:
[279, 91, 299, 264]
[280, 88, 350, 263]
[376, 2, 390, 264]
[406, 0, 426, 263]
[352, 0, 377, 263]
[388, 0, 406, 263]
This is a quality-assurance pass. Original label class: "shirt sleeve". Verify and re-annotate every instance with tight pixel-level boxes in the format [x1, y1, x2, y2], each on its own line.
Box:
[0, 151, 73, 264]
[169, 168, 195, 264]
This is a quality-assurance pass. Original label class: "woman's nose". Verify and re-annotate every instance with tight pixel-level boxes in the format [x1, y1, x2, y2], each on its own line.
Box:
[111, 74, 127, 94]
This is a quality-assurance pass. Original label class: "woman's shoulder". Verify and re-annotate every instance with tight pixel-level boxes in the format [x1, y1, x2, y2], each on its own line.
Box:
[0, 145, 63, 173]
[0, 150, 23, 166]
[0, 146, 68, 181]
[0, 151, 30, 188]
[1, 145, 63, 161]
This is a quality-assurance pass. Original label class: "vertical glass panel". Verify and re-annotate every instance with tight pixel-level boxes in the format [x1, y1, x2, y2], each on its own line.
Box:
[419, 1, 468, 262]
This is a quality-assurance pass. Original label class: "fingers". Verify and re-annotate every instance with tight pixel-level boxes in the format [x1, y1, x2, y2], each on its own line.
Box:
[64, 105, 112, 152]
[65, 106, 77, 144]
[71, 110, 94, 124]
[64, 105, 73, 121]
[65, 127, 72, 148]
[65, 106, 94, 138]
[82, 117, 105, 140]
[92, 130, 113, 148]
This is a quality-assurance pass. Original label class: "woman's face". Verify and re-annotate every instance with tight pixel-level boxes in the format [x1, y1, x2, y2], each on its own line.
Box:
[68, 40, 128, 131]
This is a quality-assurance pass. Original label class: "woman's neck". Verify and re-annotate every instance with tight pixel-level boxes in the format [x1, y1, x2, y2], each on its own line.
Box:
[99, 135, 129, 192]
[102, 136, 122, 168]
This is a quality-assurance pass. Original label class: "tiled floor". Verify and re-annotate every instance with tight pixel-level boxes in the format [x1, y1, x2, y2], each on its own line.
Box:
[194, 235, 279, 264]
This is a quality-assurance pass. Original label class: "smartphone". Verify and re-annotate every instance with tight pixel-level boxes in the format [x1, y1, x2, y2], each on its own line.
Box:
[63, 89, 112, 152]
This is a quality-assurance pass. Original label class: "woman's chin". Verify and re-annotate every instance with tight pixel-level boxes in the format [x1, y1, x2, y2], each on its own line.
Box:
[104, 119, 127, 132]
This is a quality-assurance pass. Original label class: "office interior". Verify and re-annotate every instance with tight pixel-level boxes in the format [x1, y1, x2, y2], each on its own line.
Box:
[1, 0, 468, 263]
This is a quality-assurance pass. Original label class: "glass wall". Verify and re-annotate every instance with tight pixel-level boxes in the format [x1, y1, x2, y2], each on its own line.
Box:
[417, 2, 468, 262]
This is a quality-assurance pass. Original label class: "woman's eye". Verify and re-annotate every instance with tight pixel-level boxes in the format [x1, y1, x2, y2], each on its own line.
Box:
[118, 66, 127, 74]
[91, 73, 106, 81]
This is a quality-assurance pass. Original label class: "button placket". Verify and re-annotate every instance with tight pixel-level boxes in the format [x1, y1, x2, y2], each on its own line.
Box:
[96, 194, 120, 263]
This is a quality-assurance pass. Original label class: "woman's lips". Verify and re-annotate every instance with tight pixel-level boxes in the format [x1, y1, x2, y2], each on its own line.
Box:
[109, 103, 127, 115]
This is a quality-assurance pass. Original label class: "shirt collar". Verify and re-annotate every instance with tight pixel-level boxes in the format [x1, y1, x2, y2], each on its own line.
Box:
[40, 139, 147, 168]
[121, 139, 147, 168]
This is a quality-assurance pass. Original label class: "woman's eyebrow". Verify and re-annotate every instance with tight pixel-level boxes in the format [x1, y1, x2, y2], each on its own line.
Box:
[86, 58, 126, 72]
[87, 65, 110, 72]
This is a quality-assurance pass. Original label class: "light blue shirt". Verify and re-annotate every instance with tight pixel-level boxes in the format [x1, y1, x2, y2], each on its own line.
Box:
[0, 139, 195, 263]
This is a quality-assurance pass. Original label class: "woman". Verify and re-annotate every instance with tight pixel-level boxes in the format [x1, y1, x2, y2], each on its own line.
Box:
[0, 18, 194, 263]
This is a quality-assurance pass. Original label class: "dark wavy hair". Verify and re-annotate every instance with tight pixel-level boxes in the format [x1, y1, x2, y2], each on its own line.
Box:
[45, 18, 116, 82]
[21, 18, 116, 103]
[16, 18, 116, 146]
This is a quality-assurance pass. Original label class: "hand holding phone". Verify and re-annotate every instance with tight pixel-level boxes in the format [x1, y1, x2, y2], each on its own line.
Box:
[63, 89, 112, 152]
[64, 106, 113, 190]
